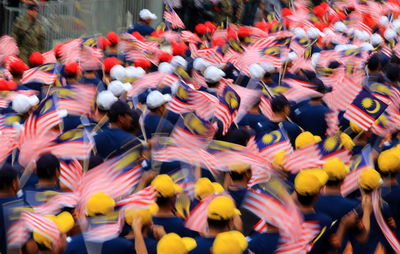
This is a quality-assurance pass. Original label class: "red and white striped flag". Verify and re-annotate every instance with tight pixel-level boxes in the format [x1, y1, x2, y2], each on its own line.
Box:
[0, 35, 19, 63]
[116, 186, 157, 208]
[163, 9, 185, 29]
[59, 159, 83, 191]
[51, 84, 96, 116]
[21, 63, 59, 85]
[33, 193, 80, 215]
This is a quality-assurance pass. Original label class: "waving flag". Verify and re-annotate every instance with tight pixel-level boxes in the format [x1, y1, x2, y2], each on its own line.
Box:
[21, 63, 59, 85]
[283, 144, 321, 173]
[50, 84, 96, 115]
[267, 81, 322, 103]
[185, 194, 222, 233]
[344, 89, 388, 130]
[33, 192, 80, 215]
[116, 186, 156, 208]
[0, 35, 19, 63]
[163, 6, 185, 29]
[168, 81, 194, 114]
[21, 211, 61, 246]
[317, 135, 352, 163]
[59, 159, 83, 191]
[215, 85, 241, 134]
[49, 127, 94, 159]
[128, 72, 178, 97]
[82, 214, 123, 242]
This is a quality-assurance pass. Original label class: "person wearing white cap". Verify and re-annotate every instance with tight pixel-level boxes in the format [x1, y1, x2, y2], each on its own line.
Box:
[127, 9, 157, 36]
[144, 90, 174, 138]
[108, 80, 132, 98]
[12, 94, 39, 116]
[110, 65, 127, 81]
[199, 66, 226, 97]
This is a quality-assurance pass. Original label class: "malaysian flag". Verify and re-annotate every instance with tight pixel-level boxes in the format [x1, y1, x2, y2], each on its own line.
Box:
[33, 192, 80, 215]
[268, 80, 322, 102]
[128, 72, 178, 97]
[119, 33, 159, 52]
[50, 84, 96, 115]
[283, 144, 322, 173]
[316, 134, 352, 164]
[0, 35, 19, 63]
[259, 90, 273, 119]
[215, 85, 241, 134]
[167, 81, 193, 114]
[116, 186, 156, 208]
[82, 213, 123, 242]
[185, 194, 222, 233]
[344, 89, 388, 131]
[163, 5, 185, 29]
[59, 159, 83, 191]
[21, 63, 59, 85]
[191, 47, 225, 65]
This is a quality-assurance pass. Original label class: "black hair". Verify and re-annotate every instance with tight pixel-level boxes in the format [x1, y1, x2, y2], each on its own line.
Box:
[229, 171, 247, 181]
[207, 218, 231, 230]
[328, 61, 341, 69]
[225, 128, 253, 146]
[271, 95, 289, 113]
[385, 64, 400, 82]
[88, 155, 104, 170]
[108, 100, 132, 123]
[367, 54, 381, 72]
[36, 153, 60, 180]
[0, 164, 18, 191]
[206, 81, 219, 88]
[296, 193, 318, 206]
[326, 179, 343, 187]
[156, 196, 175, 208]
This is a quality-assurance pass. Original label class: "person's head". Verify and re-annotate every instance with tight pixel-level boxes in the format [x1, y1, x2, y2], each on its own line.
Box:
[271, 95, 290, 117]
[146, 90, 171, 115]
[125, 203, 158, 230]
[139, 9, 157, 25]
[29, 52, 44, 68]
[12, 94, 39, 115]
[9, 59, 29, 80]
[0, 164, 19, 195]
[26, 4, 39, 19]
[261, 64, 275, 82]
[204, 66, 225, 88]
[228, 163, 251, 184]
[377, 149, 400, 179]
[212, 231, 248, 254]
[36, 153, 60, 182]
[64, 61, 80, 80]
[96, 90, 118, 115]
[323, 157, 349, 187]
[194, 178, 224, 200]
[358, 168, 382, 194]
[86, 192, 115, 216]
[151, 174, 182, 210]
[107, 100, 138, 132]
[367, 54, 381, 72]
[224, 128, 253, 146]
[295, 131, 321, 149]
[294, 169, 328, 207]
[207, 196, 240, 232]
[157, 233, 196, 254]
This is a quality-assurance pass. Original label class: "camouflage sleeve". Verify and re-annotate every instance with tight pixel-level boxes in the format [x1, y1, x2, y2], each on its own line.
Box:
[220, 0, 233, 20]
[236, 0, 244, 23]
[12, 17, 28, 44]
[37, 22, 45, 51]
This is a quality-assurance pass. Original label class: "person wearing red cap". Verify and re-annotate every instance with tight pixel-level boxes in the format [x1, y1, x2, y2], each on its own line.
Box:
[172, 42, 188, 57]
[54, 43, 64, 62]
[106, 32, 120, 57]
[103, 57, 121, 83]
[237, 26, 252, 45]
[9, 59, 29, 85]
[158, 51, 173, 63]
[134, 58, 151, 72]
[0, 79, 17, 91]
[64, 62, 81, 85]
[28, 52, 44, 68]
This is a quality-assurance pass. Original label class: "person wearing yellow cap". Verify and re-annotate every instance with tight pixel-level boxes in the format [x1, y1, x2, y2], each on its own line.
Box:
[157, 233, 197, 254]
[151, 174, 198, 237]
[192, 178, 224, 209]
[294, 169, 336, 253]
[212, 231, 248, 254]
[190, 196, 241, 254]
[294, 131, 321, 149]
[227, 163, 251, 208]
[64, 192, 134, 254]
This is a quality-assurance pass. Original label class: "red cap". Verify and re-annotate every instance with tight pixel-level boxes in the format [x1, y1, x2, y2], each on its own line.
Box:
[313, 5, 326, 18]
[0, 79, 17, 91]
[103, 57, 121, 73]
[98, 36, 111, 50]
[212, 37, 226, 47]
[319, 2, 329, 9]
[29, 52, 44, 67]
[9, 59, 29, 75]
[64, 62, 80, 76]
[131, 32, 145, 41]
[54, 43, 63, 58]
[107, 32, 119, 45]
[314, 22, 329, 31]
[204, 21, 216, 33]
[195, 24, 207, 35]
[255, 22, 272, 32]
[281, 8, 293, 17]
[134, 58, 151, 69]
[238, 26, 252, 38]
[150, 29, 164, 37]
[172, 42, 188, 56]
[158, 51, 173, 62]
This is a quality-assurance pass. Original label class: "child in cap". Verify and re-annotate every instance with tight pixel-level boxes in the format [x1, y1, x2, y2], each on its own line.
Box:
[190, 196, 241, 254]
[212, 231, 248, 254]
[144, 90, 174, 139]
[157, 233, 196, 254]
[127, 9, 157, 36]
[226, 163, 251, 208]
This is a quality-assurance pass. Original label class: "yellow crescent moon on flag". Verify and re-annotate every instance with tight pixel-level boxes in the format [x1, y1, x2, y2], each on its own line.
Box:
[225, 91, 239, 109]
[177, 85, 188, 99]
[367, 100, 381, 114]
[271, 130, 282, 142]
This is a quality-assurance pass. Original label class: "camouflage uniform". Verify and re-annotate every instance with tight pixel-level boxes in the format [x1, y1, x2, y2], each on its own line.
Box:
[12, 15, 45, 63]
[213, 0, 233, 25]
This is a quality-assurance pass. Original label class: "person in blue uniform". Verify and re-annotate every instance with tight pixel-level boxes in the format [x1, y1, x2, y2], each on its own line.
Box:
[93, 100, 141, 159]
[227, 163, 251, 208]
[198, 66, 226, 97]
[292, 81, 331, 139]
[238, 97, 271, 134]
[212, 231, 248, 254]
[247, 224, 280, 254]
[144, 90, 174, 139]
[151, 175, 198, 238]
[189, 196, 241, 254]
[23, 153, 61, 207]
[127, 9, 157, 36]
[64, 192, 133, 254]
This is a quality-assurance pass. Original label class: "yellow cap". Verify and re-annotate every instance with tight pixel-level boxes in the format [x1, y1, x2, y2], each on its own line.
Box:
[340, 133, 355, 150]
[157, 233, 197, 254]
[359, 168, 382, 190]
[125, 203, 159, 226]
[295, 132, 321, 149]
[212, 182, 225, 193]
[294, 169, 328, 195]
[195, 178, 215, 200]
[228, 162, 251, 173]
[272, 150, 287, 167]
[151, 174, 182, 197]
[207, 196, 241, 220]
[323, 157, 349, 180]
[212, 231, 248, 254]
[86, 192, 115, 217]
[378, 149, 400, 173]
[33, 212, 75, 249]
[350, 121, 363, 133]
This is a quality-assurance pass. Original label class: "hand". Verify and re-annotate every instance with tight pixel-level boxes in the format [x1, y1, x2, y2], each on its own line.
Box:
[132, 218, 143, 233]
[361, 194, 372, 213]
[341, 211, 358, 228]
[141, 170, 157, 185]
[151, 225, 166, 240]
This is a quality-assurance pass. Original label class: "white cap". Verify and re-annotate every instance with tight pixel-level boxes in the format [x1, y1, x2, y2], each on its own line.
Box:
[311, 53, 320, 68]
[97, 91, 118, 110]
[249, 64, 266, 79]
[260, 63, 275, 73]
[307, 27, 321, 39]
[293, 27, 306, 38]
[288, 51, 298, 61]
[361, 42, 374, 52]
[354, 30, 369, 41]
[110, 65, 126, 81]
[146, 90, 171, 109]
[380, 16, 389, 26]
[125, 66, 145, 79]
[171, 56, 187, 69]
[393, 19, 400, 30]
[139, 9, 157, 20]
[158, 62, 174, 73]
[384, 29, 397, 41]
[108, 80, 132, 97]
[193, 58, 211, 71]
[12, 95, 39, 114]
[334, 22, 347, 33]
[204, 66, 225, 83]
[371, 33, 384, 46]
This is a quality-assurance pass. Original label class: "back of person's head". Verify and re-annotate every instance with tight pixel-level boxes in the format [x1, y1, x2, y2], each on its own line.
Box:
[385, 64, 400, 83]
[367, 54, 381, 72]
[228, 163, 251, 182]
[224, 128, 253, 146]
[88, 155, 104, 170]
[294, 169, 328, 206]
[207, 196, 240, 230]
[107, 100, 132, 123]
[36, 153, 60, 180]
[0, 164, 18, 191]
[271, 95, 289, 114]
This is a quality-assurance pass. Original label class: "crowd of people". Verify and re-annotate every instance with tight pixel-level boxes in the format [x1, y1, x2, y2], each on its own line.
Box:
[2, 0, 400, 253]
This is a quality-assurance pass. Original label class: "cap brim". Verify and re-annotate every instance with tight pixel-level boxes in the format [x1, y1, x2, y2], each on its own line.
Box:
[182, 237, 197, 252]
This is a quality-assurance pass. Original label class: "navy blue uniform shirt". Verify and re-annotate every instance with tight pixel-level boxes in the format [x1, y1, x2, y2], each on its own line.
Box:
[293, 102, 330, 138]
[128, 24, 155, 36]
[64, 234, 133, 254]
[93, 128, 137, 159]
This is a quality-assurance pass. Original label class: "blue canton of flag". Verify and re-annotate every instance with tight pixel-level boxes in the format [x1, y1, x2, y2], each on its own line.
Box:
[215, 85, 241, 134]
